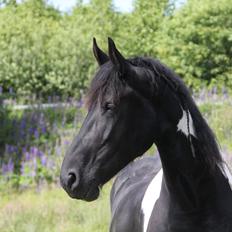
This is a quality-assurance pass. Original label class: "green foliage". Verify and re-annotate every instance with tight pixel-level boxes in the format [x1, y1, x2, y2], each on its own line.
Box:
[114, 0, 173, 57]
[156, 0, 232, 90]
[0, 0, 61, 96]
[0, 0, 231, 96]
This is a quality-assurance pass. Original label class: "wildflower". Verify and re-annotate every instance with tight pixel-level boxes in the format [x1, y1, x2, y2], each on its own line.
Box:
[2, 159, 14, 174]
[30, 147, 39, 156]
[41, 126, 47, 134]
[34, 129, 40, 139]
[25, 151, 31, 161]
[40, 154, 47, 166]
[64, 140, 70, 146]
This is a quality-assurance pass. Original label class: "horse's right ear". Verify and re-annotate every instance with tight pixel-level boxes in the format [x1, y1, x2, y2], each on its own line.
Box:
[108, 37, 129, 75]
[93, 38, 109, 66]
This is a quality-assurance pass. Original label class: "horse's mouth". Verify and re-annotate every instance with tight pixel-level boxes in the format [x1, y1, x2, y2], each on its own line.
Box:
[67, 183, 101, 202]
[84, 185, 100, 201]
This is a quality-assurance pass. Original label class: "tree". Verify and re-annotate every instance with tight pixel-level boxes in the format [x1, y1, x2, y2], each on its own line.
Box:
[0, 0, 61, 96]
[156, 0, 232, 90]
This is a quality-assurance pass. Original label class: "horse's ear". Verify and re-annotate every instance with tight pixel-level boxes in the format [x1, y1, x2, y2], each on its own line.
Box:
[93, 38, 109, 66]
[108, 37, 129, 75]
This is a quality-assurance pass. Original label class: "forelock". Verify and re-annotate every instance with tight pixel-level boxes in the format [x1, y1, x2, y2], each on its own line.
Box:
[86, 62, 126, 108]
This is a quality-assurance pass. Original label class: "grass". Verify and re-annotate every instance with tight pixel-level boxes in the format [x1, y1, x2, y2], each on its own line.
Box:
[200, 102, 232, 150]
[0, 183, 112, 232]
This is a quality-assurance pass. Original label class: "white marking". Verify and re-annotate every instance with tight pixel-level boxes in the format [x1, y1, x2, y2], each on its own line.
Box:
[177, 109, 196, 137]
[218, 162, 232, 190]
[141, 169, 163, 232]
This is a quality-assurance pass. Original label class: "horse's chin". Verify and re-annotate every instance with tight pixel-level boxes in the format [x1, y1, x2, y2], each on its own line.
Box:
[67, 185, 100, 202]
[84, 186, 100, 202]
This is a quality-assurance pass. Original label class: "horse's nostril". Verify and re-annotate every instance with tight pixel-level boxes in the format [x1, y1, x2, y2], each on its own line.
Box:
[67, 172, 78, 190]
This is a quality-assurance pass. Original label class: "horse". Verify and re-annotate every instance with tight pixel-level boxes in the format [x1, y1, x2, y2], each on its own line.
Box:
[60, 38, 232, 232]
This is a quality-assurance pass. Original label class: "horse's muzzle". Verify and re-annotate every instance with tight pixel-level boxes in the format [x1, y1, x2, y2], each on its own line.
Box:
[60, 170, 100, 201]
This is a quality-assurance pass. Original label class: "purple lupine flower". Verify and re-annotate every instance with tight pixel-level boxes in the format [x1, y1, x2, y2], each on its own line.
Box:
[7, 159, 14, 173]
[25, 151, 31, 161]
[41, 125, 47, 134]
[22, 146, 27, 154]
[40, 154, 47, 166]
[2, 163, 8, 175]
[29, 127, 35, 136]
[20, 117, 27, 130]
[6, 145, 16, 154]
[0, 86, 2, 94]
[64, 140, 70, 146]
[30, 146, 39, 157]
[37, 149, 44, 158]
[2, 159, 14, 174]
[34, 129, 40, 139]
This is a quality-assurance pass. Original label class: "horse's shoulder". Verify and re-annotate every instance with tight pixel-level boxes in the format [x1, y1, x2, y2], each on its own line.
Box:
[111, 155, 162, 204]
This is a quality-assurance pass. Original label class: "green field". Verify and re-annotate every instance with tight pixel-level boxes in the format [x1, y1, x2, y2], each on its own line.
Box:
[0, 184, 112, 232]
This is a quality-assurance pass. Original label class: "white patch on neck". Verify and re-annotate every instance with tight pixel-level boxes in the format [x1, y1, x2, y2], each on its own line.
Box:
[218, 162, 232, 191]
[177, 109, 196, 138]
[141, 169, 163, 232]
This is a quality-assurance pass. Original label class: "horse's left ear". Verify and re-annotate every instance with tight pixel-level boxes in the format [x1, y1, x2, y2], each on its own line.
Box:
[108, 37, 129, 75]
[93, 38, 109, 66]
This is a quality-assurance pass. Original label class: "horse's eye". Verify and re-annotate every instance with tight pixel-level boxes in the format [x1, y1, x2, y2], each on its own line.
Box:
[103, 102, 115, 111]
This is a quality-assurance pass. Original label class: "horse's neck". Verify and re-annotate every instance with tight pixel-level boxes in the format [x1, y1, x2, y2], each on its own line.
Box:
[156, 132, 230, 213]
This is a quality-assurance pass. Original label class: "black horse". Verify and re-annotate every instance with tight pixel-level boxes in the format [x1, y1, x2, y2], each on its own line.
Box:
[60, 38, 232, 232]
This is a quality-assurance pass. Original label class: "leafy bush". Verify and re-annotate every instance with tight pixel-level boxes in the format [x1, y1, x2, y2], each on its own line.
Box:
[156, 0, 232, 90]
[0, 0, 231, 96]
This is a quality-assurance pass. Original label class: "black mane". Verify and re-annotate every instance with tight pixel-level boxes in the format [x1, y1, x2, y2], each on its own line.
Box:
[87, 57, 223, 169]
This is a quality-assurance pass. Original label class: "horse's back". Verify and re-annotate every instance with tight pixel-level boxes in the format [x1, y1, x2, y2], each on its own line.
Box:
[110, 155, 162, 232]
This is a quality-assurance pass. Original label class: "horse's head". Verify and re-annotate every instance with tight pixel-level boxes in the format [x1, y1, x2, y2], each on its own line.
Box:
[60, 38, 177, 201]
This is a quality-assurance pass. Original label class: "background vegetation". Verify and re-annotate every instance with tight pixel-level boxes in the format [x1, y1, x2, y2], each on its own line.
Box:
[0, 0, 231, 97]
[0, 0, 232, 232]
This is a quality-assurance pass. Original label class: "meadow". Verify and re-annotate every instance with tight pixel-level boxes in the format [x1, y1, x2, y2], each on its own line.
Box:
[0, 184, 111, 232]
[0, 91, 232, 232]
